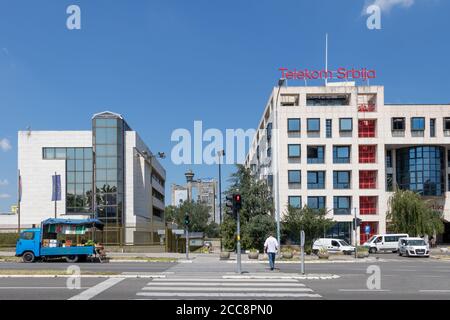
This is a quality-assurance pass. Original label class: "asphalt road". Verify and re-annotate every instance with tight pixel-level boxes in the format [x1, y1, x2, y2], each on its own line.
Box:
[0, 253, 449, 300]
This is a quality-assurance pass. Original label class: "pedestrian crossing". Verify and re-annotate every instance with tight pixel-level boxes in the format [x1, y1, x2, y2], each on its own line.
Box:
[134, 277, 322, 299]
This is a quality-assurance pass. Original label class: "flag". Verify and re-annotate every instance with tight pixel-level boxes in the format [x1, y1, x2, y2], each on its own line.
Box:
[52, 174, 61, 201]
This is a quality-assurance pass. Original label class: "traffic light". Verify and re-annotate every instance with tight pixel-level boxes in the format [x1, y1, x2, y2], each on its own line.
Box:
[225, 195, 235, 218]
[184, 213, 190, 226]
[353, 218, 362, 229]
[234, 194, 242, 210]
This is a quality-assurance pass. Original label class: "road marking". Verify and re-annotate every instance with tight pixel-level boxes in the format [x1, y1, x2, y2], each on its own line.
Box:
[146, 282, 306, 287]
[0, 287, 88, 289]
[136, 292, 322, 298]
[142, 286, 313, 292]
[338, 289, 390, 292]
[68, 277, 125, 300]
[150, 278, 299, 282]
[419, 290, 450, 293]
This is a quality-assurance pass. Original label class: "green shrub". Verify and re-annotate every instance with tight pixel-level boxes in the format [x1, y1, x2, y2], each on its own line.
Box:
[0, 233, 19, 247]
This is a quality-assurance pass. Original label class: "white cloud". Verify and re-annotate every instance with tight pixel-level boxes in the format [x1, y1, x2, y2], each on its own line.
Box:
[0, 138, 12, 152]
[364, 0, 415, 13]
[0, 193, 11, 199]
[0, 179, 8, 186]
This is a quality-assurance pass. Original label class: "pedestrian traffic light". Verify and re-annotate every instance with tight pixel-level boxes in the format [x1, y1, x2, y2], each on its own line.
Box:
[184, 213, 190, 226]
[225, 195, 235, 218]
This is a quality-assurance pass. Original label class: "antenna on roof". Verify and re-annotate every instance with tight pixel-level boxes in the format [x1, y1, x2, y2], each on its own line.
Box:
[26, 126, 32, 137]
[325, 33, 328, 86]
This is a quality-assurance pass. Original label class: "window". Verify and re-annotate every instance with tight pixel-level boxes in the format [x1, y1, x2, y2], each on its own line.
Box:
[267, 147, 272, 157]
[326, 119, 332, 138]
[333, 146, 351, 163]
[334, 196, 351, 215]
[306, 94, 350, 106]
[288, 196, 301, 208]
[20, 232, 35, 240]
[359, 170, 377, 189]
[392, 118, 405, 131]
[307, 146, 324, 164]
[307, 118, 320, 132]
[411, 117, 425, 131]
[307, 196, 326, 210]
[280, 94, 299, 106]
[288, 144, 301, 158]
[307, 171, 325, 189]
[333, 171, 351, 189]
[288, 170, 301, 184]
[287, 119, 300, 132]
[360, 196, 377, 215]
[359, 145, 376, 163]
[339, 118, 353, 132]
[444, 118, 450, 132]
[358, 120, 376, 137]
[266, 122, 272, 141]
[386, 173, 394, 191]
[386, 150, 392, 168]
[430, 119, 436, 137]
[43, 148, 55, 159]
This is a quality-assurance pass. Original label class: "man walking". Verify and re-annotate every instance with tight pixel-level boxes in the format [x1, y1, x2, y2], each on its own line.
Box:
[264, 233, 279, 271]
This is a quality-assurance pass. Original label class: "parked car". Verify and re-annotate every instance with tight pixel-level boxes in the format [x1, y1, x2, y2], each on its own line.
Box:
[363, 233, 409, 253]
[312, 238, 355, 255]
[398, 237, 430, 257]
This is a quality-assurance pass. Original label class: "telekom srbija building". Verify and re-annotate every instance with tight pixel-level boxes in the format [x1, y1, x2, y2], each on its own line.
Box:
[245, 82, 450, 244]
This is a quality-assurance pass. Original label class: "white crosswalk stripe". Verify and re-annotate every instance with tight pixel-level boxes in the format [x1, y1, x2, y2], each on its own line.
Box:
[135, 277, 322, 299]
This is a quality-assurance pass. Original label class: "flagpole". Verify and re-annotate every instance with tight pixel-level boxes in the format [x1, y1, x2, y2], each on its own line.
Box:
[54, 172, 57, 218]
[18, 170, 21, 234]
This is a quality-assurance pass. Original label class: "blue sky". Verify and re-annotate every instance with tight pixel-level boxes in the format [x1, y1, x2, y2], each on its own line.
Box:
[0, 0, 449, 212]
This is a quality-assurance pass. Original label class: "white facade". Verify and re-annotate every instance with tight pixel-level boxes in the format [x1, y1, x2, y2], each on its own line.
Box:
[245, 84, 450, 244]
[3, 112, 166, 245]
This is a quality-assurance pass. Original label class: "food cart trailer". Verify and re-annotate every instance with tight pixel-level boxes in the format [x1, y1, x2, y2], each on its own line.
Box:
[15, 218, 106, 263]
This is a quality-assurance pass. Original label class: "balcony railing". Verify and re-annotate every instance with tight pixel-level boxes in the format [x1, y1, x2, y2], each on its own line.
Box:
[357, 103, 376, 112]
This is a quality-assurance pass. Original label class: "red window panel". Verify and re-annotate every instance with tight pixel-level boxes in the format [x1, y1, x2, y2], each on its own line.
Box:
[360, 221, 378, 244]
[357, 103, 376, 112]
[359, 170, 377, 189]
[359, 145, 376, 163]
[358, 120, 376, 138]
[360, 196, 377, 215]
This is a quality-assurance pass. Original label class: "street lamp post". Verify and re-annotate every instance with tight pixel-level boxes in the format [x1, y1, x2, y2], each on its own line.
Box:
[274, 78, 286, 253]
[184, 170, 195, 260]
[217, 150, 225, 225]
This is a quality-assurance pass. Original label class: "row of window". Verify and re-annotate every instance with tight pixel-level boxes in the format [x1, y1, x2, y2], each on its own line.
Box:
[392, 117, 450, 135]
[287, 118, 376, 137]
[288, 196, 378, 215]
[288, 170, 377, 189]
[288, 145, 375, 164]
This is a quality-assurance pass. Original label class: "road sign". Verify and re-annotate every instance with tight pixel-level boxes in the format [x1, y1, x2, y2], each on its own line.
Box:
[365, 225, 371, 235]
[172, 229, 185, 235]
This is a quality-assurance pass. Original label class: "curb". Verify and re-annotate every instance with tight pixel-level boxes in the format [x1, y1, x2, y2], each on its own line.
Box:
[0, 274, 166, 278]
[226, 259, 378, 264]
[109, 260, 179, 263]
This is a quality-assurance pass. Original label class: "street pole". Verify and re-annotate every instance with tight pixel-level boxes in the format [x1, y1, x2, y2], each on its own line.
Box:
[236, 207, 241, 274]
[17, 170, 21, 234]
[54, 172, 57, 218]
[185, 225, 189, 260]
[300, 230, 305, 275]
[218, 151, 224, 251]
[354, 207, 357, 259]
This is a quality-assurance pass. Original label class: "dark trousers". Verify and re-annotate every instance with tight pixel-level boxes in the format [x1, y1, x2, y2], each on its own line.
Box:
[268, 252, 276, 270]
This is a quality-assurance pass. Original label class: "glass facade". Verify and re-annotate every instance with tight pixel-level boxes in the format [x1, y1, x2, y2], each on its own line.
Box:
[326, 222, 352, 244]
[93, 115, 129, 244]
[396, 146, 445, 196]
[43, 147, 93, 214]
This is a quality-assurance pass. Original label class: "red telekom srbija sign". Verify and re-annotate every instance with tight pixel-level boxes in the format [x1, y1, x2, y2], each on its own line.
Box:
[279, 67, 376, 81]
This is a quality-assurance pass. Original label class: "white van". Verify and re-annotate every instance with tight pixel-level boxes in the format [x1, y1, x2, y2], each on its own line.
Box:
[363, 234, 409, 253]
[312, 238, 355, 255]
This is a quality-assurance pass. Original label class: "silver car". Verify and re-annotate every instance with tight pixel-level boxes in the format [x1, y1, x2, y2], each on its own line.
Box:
[398, 237, 430, 257]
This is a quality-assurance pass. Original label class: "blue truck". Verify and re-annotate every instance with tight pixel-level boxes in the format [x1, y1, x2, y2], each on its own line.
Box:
[15, 218, 104, 263]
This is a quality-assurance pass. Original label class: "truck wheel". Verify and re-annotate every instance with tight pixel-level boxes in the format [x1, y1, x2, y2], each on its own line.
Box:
[22, 252, 35, 263]
[65, 255, 79, 263]
[369, 247, 377, 254]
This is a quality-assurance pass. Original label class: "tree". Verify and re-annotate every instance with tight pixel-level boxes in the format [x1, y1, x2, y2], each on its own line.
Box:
[242, 214, 275, 251]
[165, 201, 210, 233]
[387, 190, 444, 236]
[282, 206, 334, 250]
[221, 165, 274, 249]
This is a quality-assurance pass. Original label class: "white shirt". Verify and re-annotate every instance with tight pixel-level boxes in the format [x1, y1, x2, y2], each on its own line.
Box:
[264, 236, 279, 253]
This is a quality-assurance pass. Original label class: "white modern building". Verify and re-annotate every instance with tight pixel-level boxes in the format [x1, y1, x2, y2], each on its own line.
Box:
[10, 111, 166, 245]
[245, 83, 450, 245]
